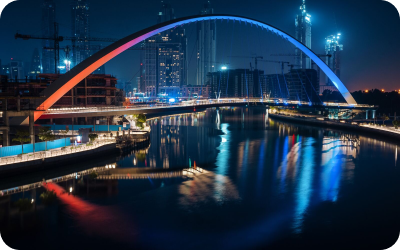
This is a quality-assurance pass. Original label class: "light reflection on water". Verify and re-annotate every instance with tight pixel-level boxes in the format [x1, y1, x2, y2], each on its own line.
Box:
[1, 107, 399, 250]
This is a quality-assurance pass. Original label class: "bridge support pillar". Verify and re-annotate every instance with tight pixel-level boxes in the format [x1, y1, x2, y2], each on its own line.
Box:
[17, 95, 21, 112]
[366, 110, 369, 120]
[372, 110, 376, 119]
[29, 111, 35, 146]
[2, 111, 9, 147]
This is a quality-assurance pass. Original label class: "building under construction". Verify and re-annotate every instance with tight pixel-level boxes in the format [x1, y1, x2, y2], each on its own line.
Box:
[324, 34, 343, 91]
[0, 73, 122, 111]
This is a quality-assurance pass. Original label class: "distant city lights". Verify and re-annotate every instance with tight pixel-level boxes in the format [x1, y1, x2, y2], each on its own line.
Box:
[221, 66, 227, 70]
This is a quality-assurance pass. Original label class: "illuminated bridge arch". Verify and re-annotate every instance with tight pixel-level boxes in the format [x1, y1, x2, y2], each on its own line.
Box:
[35, 14, 357, 121]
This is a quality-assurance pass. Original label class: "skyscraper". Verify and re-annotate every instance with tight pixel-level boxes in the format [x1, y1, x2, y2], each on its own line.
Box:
[207, 69, 265, 98]
[71, 0, 90, 68]
[325, 34, 343, 89]
[157, 2, 175, 24]
[41, 0, 56, 74]
[140, 2, 187, 97]
[295, 0, 312, 69]
[29, 48, 41, 79]
[196, 1, 216, 87]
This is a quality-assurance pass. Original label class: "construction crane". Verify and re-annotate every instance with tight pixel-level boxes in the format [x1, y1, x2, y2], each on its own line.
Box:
[43, 44, 153, 71]
[15, 22, 147, 73]
[227, 56, 263, 70]
[258, 59, 291, 75]
[15, 22, 63, 73]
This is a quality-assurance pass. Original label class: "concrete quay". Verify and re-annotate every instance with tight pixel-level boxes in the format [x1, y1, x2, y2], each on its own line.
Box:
[269, 113, 400, 142]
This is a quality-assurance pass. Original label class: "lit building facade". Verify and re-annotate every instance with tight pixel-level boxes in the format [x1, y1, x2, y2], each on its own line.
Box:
[180, 85, 211, 98]
[196, 1, 216, 86]
[140, 2, 187, 97]
[324, 34, 343, 91]
[42, 0, 56, 74]
[295, 0, 312, 69]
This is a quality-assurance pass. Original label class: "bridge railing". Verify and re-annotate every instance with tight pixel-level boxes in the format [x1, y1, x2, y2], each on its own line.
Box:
[43, 99, 375, 115]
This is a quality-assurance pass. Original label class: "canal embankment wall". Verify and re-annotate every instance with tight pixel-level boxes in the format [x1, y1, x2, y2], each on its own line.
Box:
[0, 143, 119, 176]
[269, 113, 400, 142]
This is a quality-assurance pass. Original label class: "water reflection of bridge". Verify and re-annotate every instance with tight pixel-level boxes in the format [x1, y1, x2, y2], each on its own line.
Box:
[97, 167, 205, 180]
[0, 166, 204, 196]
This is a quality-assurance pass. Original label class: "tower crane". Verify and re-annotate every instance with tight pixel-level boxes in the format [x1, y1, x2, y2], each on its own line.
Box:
[227, 56, 263, 70]
[258, 60, 291, 75]
[15, 22, 62, 73]
[15, 22, 149, 73]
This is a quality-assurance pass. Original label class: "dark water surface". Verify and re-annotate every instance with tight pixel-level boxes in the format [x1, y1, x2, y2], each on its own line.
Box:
[1, 107, 399, 250]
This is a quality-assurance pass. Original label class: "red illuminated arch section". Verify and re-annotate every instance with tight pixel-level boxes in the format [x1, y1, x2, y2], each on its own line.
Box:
[34, 14, 357, 121]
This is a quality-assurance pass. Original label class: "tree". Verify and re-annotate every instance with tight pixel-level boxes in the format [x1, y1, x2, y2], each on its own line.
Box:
[12, 129, 30, 154]
[134, 113, 147, 130]
[382, 114, 389, 126]
[88, 133, 98, 142]
[393, 120, 399, 129]
[60, 127, 70, 147]
[39, 127, 55, 151]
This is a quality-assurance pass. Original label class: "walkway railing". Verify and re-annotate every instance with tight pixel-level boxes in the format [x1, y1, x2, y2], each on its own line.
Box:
[43, 99, 375, 115]
[0, 139, 115, 166]
[0, 165, 111, 196]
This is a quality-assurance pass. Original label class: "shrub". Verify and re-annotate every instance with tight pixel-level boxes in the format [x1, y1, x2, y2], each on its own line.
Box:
[88, 133, 98, 142]
[393, 120, 399, 129]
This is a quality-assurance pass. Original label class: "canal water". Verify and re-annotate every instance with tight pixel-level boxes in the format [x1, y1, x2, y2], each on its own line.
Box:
[0, 107, 399, 250]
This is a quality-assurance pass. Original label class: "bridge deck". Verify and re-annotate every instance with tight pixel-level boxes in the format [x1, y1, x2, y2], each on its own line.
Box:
[39, 99, 375, 119]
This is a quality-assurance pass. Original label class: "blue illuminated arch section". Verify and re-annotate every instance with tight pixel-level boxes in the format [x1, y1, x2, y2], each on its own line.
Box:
[36, 14, 356, 120]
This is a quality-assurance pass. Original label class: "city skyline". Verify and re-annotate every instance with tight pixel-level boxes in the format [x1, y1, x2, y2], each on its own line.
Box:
[0, 0, 399, 92]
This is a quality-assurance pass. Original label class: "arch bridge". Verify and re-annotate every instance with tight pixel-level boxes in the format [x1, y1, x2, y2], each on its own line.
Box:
[18, 14, 358, 124]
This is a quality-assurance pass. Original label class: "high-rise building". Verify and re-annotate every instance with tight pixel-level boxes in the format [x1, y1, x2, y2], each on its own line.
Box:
[196, 1, 216, 87]
[9, 60, 25, 80]
[157, 2, 175, 24]
[29, 48, 42, 79]
[41, 0, 56, 74]
[71, 0, 90, 68]
[0, 60, 10, 77]
[285, 69, 320, 103]
[207, 69, 264, 99]
[140, 2, 187, 97]
[295, 0, 312, 69]
[324, 34, 343, 89]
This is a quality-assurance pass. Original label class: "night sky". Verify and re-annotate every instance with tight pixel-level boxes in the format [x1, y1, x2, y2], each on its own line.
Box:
[0, 0, 399, 91]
